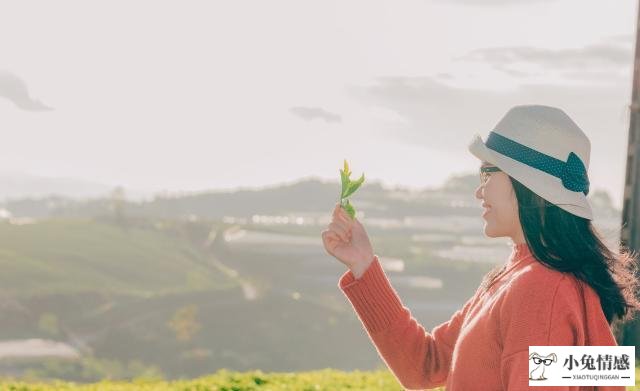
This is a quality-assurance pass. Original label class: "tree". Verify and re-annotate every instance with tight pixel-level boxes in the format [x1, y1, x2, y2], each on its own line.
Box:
[167, 304, 202, 342]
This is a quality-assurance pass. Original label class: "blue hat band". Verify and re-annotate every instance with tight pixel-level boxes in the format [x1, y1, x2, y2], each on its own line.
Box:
[485, 131, 590, 196]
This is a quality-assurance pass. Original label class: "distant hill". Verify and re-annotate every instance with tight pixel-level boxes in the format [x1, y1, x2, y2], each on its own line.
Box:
[0, 171, 154, 202]
[0, 174, 621, 221]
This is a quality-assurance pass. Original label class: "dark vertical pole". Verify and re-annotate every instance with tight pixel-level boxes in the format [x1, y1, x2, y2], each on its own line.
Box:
[617, 0, 640, 356]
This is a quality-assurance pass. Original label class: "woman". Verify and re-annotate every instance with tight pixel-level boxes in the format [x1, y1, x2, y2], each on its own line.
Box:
[321, 105, 639, 390]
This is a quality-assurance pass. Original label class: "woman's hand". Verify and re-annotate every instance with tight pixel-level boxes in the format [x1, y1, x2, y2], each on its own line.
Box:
[322, 203, 375, 277]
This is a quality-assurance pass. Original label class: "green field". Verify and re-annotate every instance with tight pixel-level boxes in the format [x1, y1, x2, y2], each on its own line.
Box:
[0, 367, 638, 390]
[0, 218, 233, 296]
[0, 218, 637, 388]
[0, 218, 247, 380]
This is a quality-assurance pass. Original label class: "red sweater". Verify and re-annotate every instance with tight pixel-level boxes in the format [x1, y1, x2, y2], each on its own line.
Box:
[338, 242, 625, 390]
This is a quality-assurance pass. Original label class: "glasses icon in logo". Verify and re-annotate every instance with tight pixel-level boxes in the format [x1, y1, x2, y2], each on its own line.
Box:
[529, 352, 557, 381]
[532, 357, 554, 366]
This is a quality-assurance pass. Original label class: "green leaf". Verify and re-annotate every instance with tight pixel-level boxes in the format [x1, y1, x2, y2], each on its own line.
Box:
[340, 169, 349, 198]
[343, 200, 356, 219]
[338, 160, 364, 219]
[342, 173, 365, 199]
[340, 159, 354, 198]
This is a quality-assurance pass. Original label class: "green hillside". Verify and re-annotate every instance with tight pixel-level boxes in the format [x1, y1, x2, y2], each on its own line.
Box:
[0, 218, 234, 296]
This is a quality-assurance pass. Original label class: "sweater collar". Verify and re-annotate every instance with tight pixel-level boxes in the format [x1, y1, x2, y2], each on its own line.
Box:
[507, 242, 536, 267]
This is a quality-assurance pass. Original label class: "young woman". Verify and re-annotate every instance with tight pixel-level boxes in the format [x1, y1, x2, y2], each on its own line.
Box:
[321, 105, 640, 390]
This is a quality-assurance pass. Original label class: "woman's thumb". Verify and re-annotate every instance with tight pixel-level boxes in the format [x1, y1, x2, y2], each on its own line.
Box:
[353, 217, 362, 228]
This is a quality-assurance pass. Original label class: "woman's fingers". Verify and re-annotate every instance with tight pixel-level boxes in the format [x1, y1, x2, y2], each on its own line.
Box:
[322, 229, 345, 253]
[326, 230, 341, 245]
[333, 221, 351, 241]
[329, 204, 354, 242]
[322, 230, 337, 246]
[333, 204, 345, 221]
[337, 212, 351, 226]
[333, 206, 354, 229]
[328, 221, 349, 242]
[334, 204, 351, 222]
[331, 215, 351, 232]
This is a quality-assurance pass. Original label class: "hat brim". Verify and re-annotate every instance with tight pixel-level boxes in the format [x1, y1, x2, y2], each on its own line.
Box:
[468, 133, 593, 220]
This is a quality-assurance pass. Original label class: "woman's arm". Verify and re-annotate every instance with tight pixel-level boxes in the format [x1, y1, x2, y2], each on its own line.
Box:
[338, 254, 475, 390]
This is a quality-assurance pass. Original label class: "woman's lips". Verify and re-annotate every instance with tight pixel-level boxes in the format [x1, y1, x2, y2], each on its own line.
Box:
[482, 207, 491, 217]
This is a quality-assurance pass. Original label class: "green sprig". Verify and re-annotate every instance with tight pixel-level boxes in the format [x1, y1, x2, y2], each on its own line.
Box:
[339, 159, 365, 219]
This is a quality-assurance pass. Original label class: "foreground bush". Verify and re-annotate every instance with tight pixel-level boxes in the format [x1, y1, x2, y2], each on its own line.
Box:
[1, 368, 403, 391]
[1, 367, 639, 390]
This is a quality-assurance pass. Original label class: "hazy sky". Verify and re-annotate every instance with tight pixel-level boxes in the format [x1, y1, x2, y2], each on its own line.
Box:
[1, 0, 637, 208]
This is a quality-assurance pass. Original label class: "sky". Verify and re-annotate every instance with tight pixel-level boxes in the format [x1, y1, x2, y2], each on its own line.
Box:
[0, 0, 637, 209]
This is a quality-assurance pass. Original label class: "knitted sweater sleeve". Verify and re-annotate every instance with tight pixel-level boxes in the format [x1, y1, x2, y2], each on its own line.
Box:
[499, 274, 626, 391]
[338, 255, 475, 390]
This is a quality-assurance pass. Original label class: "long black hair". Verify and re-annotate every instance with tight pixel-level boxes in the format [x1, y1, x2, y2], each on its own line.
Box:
[479, 175, 640, 333]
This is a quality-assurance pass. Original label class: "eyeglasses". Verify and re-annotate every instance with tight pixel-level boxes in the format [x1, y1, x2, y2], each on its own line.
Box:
[532, 357, 554, 366]
[480, 166, 502, 186]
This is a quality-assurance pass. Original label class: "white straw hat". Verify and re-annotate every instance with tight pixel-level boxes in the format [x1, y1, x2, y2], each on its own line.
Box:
[468, 104, 593, 220]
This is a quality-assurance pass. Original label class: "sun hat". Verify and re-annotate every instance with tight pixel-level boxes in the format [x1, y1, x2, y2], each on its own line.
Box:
[468, 104, 593, 220]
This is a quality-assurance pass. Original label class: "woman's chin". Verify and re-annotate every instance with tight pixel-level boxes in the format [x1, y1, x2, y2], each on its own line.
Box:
[483, 227, 507, 239]
[483, 223, 497, 237]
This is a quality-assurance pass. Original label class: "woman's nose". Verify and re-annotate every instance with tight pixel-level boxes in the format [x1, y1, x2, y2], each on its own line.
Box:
[475, 185, 483, 200]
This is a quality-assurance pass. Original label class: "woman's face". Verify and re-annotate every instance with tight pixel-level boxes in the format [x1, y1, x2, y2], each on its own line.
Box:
[474, 162, 525, 244]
